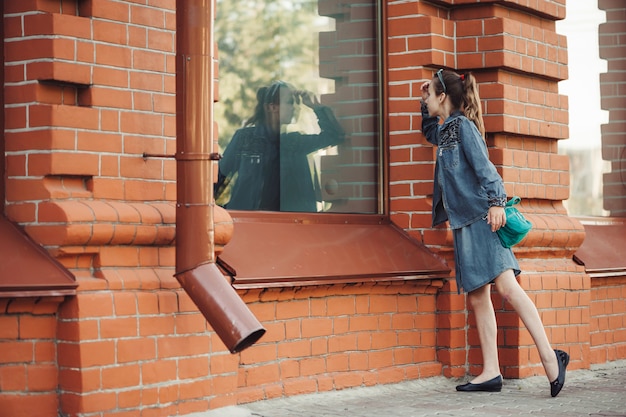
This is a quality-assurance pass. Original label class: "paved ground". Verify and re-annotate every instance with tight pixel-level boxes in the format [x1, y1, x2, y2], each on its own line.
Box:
[190, 360, 626, 417]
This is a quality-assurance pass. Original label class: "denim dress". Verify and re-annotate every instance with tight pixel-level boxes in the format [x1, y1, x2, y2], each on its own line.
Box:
[422, 105, 520, 293]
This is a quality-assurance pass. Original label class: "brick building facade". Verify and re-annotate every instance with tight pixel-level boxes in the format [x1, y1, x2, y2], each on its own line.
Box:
[1, 1, 625, 416]
[600, 0, 626, 215]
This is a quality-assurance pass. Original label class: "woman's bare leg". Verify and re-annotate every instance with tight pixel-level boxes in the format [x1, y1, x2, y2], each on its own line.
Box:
[493, 269, 559, 382]
[466, 283, 501, 383]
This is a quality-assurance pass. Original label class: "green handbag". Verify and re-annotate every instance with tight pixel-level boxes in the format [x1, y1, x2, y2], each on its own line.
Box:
[496, 196, 532, 248]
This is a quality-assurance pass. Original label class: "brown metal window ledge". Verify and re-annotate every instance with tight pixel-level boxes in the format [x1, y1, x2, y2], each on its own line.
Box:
[574, 217, 626, 278]
[0, 216, 77, 298]
[217, 212, 450, 289]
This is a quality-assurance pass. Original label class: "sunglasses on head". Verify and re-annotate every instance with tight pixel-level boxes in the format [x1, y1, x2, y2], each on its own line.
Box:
[436, 69, 446, 94]
[266, 80, 288, 103]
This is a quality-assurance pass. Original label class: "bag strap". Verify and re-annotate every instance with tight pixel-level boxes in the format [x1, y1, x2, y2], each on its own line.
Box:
[506, 196, 522, 207]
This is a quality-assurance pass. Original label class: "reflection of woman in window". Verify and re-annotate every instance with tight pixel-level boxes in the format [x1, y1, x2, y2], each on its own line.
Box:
[216, 80, 344, 212]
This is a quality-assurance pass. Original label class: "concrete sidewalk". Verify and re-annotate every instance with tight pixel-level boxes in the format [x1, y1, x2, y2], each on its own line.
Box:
[192, 360, 626, 417]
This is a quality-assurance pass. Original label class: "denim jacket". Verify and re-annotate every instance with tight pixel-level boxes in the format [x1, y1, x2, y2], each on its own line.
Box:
[216, 106, 344, 211]
[421, 102, 506, 229]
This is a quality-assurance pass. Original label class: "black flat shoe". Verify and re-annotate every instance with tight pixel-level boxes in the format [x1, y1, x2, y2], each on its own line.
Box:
[550, 349, 570, 397]
[456, 375, 503, 392]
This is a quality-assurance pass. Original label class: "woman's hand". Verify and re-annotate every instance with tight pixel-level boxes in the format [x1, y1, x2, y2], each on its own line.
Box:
[298, 90, 320, 109]
[487, 206, 506, 232]
[420, 81, 430, 102]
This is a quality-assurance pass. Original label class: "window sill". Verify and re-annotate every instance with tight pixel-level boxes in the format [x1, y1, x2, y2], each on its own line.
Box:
[573, 216, 626, 278]
[217, 211, 450, 289]
[0, 216, 77, 298]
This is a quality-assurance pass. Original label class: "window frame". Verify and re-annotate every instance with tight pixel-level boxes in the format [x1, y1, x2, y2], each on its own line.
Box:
[216, 0, 449, 287]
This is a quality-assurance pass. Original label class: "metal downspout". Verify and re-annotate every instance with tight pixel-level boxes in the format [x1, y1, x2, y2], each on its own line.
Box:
[175, 0, 265, 353]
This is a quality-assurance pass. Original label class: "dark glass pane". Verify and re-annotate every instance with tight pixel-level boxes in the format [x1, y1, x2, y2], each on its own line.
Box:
[215, 0, 379, 214]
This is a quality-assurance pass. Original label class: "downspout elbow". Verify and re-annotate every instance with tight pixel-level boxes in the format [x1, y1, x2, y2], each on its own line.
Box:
[176, 263, 266, 353]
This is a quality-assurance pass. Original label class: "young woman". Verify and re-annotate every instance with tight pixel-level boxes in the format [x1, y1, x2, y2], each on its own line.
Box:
[215, 80, 344, 212]
[420, 69, 569, 397]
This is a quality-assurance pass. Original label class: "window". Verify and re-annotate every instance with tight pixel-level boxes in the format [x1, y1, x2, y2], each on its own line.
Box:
[557, 4, 610, 216]
[214, 0, 449, 286]
[215, 0, 380, 214]
[560, 3, 626, 277]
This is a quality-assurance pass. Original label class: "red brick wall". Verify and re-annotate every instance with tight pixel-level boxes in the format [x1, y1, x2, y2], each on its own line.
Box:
[599, 0, 626, 215]
[235, 283, 443, 403]
[2, 1, 626, 416]
[55, 276, 443, 415]
[590, 276, 626, 363]
[3, 0, 177, 227]
[0, 297, 65, 417]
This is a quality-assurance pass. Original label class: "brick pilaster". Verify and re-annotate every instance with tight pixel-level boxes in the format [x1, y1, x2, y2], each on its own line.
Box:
[387, 0, 587, 377]
[599, 0, 626, 215]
